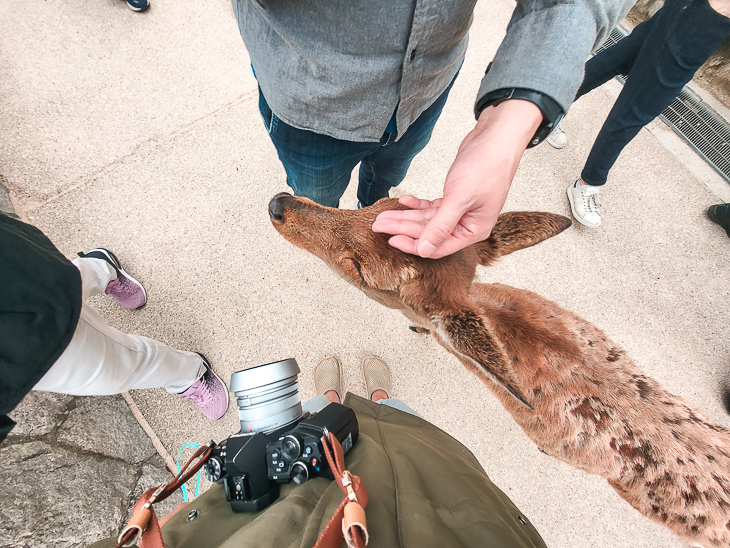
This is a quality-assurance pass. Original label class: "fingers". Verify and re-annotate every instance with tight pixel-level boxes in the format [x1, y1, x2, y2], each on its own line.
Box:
[373, 198, 438, 238]
[397, 195, 441, 210]
[373, 194, 483, 258]
[372, 217, 429, 240]
[386, 233, 474, 259]
[416, 201, 470, 258]
[385, 235, 419, 255]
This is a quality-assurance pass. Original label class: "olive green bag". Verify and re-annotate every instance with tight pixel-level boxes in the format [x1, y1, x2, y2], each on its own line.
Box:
[92, 395, 546, 548]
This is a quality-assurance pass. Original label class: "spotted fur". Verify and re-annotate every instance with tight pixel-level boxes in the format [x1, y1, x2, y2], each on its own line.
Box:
[269, 193, 730, 547]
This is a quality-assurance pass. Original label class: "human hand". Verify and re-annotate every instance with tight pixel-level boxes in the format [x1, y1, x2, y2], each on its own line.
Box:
[372, 99, 543, 259]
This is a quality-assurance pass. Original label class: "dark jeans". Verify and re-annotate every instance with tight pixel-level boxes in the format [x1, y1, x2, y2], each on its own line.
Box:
[576, 0, 730, 186]
[258, 78, 455, 208]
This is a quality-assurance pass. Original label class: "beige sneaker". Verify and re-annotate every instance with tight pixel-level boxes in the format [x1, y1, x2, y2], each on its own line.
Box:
[314, 356, 342, 402]
[546, 123, 566, 149]
[362, 356, 392, 400]
[567, 179, 602, 228]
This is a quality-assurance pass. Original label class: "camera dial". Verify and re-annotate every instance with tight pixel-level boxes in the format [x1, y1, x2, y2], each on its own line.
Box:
[205, 457, 224, 482]
[291, 462, 309, 485]
[281, 434, 302, 460]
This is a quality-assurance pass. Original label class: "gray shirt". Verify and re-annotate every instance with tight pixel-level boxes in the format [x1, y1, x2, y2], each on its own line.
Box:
[233, 0, 634, 143]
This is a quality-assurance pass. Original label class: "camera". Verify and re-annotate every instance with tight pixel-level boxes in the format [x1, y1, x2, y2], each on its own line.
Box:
[204, 358, 358, 512]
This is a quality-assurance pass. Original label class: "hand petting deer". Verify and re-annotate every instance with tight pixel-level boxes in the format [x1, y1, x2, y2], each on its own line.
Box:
[269, 192, 730, 548]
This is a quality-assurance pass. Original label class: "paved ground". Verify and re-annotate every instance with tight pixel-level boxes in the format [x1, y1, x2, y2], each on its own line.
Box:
[0, 392, 183, 548]
[2, 0, 730, 547]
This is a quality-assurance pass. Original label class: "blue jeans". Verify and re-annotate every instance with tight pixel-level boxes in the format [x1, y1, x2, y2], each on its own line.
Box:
[258, 79, 456, 208]
[576, 0, 730, 186]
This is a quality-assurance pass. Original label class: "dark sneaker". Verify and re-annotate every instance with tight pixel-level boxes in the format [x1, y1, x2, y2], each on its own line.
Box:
[125, 0, 149, 12]
[178, 354, 229, 420]
[77, 248, 147, 309]
[707, 203, 730, 238]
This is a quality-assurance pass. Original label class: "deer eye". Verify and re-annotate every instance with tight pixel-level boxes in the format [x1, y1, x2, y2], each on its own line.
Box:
[346, 258, 364, 282]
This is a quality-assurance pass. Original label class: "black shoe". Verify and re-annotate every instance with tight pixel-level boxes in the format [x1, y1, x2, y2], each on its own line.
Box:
[707, 203, 730, 238]
[125, 0, 149, 12]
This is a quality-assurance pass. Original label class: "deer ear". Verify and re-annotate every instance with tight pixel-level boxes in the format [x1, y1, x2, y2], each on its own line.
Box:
[436, 305, 533, 409]
[474, 211, 571, 266]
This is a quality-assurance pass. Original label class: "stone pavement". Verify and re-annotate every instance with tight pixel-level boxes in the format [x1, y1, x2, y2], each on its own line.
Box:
[2, 0, 730, 547]
[0, 391, 182, 548]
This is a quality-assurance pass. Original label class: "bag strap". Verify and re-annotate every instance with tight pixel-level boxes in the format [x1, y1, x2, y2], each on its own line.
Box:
[116, 444, 212, 548]
[116, 434, 369, 548]
[313, 432, 369, 548]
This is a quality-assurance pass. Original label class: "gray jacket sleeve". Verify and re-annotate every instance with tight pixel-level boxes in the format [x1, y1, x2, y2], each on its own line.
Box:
[476, 0, 636, 114]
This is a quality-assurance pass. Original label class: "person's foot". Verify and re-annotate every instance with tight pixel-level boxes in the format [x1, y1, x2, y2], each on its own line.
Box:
[178, 354, 229, 420]
[362, 356, 391, 401]
[77, 248, 147, 309]
[314, 356, 342, 403]
[707, 203, 730, 238]
[125, 0, 149, 12]
[567, 179, 602, 228]
[546, 123, 566, 149]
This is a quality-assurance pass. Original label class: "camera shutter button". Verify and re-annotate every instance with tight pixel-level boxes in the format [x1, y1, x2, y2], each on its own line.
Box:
[282, 435, 302, 460]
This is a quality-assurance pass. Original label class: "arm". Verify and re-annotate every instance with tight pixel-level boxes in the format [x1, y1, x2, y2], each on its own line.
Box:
[372, 0, 635, 258]
[372, 99, 541, 259]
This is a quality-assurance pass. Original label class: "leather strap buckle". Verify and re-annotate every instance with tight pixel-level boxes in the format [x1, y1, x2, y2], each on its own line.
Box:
[118, 525, 143, 548]
[143, 483, 168, 509]
[341, 471, 357, 502]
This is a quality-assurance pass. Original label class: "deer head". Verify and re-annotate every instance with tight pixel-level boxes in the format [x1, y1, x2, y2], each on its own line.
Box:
[268, 192, 571, 408]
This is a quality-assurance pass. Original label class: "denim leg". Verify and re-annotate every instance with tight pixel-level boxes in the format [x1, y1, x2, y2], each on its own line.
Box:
[356, 77, 456, 207]
[581, 0, 730, 186]
[258, 89, 380, 208]
[302, 394, 331, 414]
[576, 14, 655, 99]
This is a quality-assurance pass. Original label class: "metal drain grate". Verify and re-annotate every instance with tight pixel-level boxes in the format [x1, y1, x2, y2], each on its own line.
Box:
[589, 26, 730, 182]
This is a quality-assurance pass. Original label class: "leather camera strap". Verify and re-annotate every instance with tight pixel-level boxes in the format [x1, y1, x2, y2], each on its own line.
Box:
[116, 444, 212, 548]
[115, 433, 368, 548]
[313, 432, 369, 548]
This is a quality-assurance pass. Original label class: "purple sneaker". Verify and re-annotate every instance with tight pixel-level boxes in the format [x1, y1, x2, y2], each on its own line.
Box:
[178, 355, 229, 420]
[77, 248, 147, 310]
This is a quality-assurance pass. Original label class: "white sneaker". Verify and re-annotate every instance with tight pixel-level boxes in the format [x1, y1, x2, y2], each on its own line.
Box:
[546, 124, 566, 149]
[567, 179, 602, 228]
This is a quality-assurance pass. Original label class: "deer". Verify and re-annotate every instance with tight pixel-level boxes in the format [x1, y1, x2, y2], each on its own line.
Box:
[268, 192, 730, 548]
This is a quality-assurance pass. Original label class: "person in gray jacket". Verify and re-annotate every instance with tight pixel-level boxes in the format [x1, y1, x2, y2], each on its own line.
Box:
[232, 0, 634, 258]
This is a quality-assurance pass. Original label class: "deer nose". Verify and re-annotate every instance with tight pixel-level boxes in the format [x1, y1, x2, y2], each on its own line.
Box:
[268, 192, 291, 223]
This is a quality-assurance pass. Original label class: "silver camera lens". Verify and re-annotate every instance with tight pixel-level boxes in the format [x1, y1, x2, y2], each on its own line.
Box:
[231, 358, 303, 434]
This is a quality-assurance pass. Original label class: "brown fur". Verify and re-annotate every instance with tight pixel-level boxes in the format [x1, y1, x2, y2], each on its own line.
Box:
[269, 192, 730, 547]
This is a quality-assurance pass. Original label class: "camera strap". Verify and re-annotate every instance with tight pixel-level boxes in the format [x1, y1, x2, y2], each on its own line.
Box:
[115, 444, 213, 548]
[114, 434, 368, 548]
[313, 432, 370, 548]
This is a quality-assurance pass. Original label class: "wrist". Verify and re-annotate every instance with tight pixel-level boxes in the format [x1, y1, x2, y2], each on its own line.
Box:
[475, 99, 543, 151]
[475, 87, 564, 147]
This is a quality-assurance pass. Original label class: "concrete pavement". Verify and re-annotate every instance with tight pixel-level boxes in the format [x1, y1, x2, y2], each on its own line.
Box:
[2, 0, 729, 546]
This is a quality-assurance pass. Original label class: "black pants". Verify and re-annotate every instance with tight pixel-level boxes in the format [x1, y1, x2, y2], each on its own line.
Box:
[576, 0, 730, 186]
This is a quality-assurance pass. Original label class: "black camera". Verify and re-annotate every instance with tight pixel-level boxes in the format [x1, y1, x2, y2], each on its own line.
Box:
[204, 359, 358, 512]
